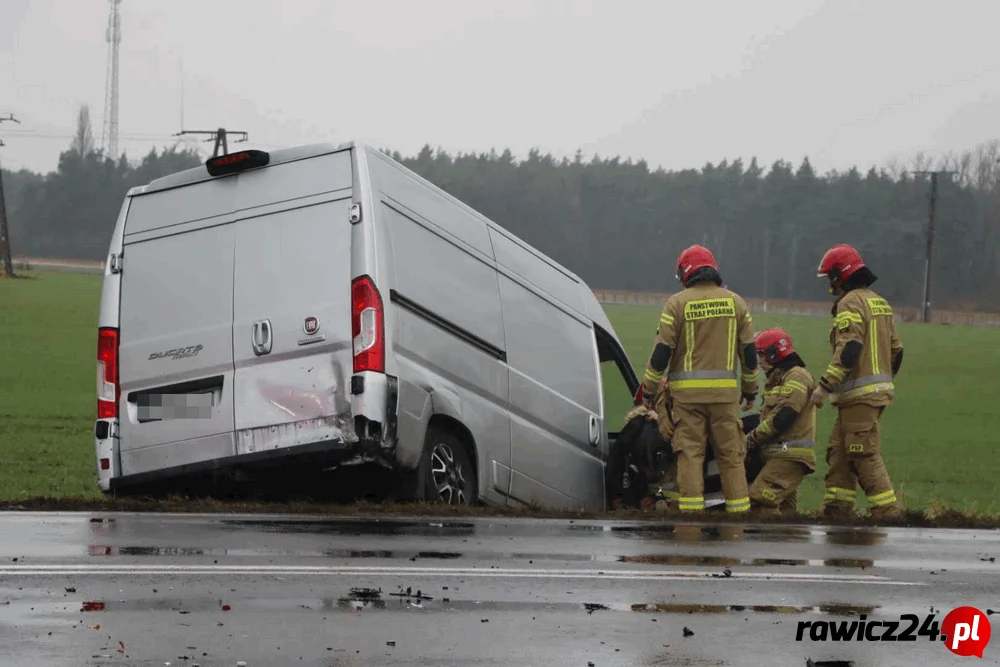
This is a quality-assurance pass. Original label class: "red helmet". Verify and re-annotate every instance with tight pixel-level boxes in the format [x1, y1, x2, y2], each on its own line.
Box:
[676, 245, 718, 284]
[754, 328, 794, 364]
[817, 244, 865, 284]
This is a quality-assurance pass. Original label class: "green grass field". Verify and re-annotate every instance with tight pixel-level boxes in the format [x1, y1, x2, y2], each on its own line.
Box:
[1, 271, 999, 517]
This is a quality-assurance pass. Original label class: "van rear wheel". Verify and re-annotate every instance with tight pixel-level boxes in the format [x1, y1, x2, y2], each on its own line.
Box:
[422, 428, 477, 506]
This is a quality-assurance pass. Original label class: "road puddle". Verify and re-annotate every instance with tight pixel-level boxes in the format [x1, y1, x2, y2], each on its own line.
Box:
[618, 555, 876, 568]
[628, 602, 878, 615]
[219, 519, 478, 537]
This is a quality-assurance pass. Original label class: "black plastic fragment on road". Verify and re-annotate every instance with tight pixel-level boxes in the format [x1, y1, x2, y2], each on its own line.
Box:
[584, 603, 609, 614]
[349, 587, 382, 601]
[806, 660, 855, 667]
[683, 627, 694, 637]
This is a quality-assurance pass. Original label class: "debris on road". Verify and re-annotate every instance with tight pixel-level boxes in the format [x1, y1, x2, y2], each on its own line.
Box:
[81, 601, 105, 612]
[350, 587, 381, 600]
[682, 627, 694, 637]
[390, 586, 432, 601]
[584, 603, 609, 614]
[64, 587, 76, 593]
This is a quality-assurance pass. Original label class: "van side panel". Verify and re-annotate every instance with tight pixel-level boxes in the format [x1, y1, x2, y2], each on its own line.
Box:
[491, 230, 606, 510]
[489, 228, 587, 314]
[231, 151, 357, 455]
[116, 178, 239, 474]
[366, 153, 512, 503]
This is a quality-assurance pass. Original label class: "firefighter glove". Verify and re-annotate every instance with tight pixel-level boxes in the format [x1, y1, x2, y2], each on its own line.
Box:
[740, 391, 757, 411]
[810, 385, 829, 407]
[641, 388, 655, 408]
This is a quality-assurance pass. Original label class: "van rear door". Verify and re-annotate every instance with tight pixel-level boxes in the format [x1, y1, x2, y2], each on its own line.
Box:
[230, 149, 357, 455]
[116, 178, 239, 473]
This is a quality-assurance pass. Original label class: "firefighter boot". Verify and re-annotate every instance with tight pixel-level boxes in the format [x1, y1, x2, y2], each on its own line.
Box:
[778, 490, 799, 514]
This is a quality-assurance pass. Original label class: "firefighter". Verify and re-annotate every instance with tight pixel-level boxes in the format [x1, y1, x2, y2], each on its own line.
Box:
[620, 379, 678, 510]
[811, 244, 904, 519]
[744, 328, 817, 514]
[639, 244, 759, 514]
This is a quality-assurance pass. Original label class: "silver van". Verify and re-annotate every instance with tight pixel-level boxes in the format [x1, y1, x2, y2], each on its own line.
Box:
[94, 141, 642, 511]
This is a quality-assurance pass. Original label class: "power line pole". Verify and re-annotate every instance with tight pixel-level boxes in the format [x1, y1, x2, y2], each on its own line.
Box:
[0, 112, 20, 278]
[172, 128, 248, 158]
[911, 169, 957, 323]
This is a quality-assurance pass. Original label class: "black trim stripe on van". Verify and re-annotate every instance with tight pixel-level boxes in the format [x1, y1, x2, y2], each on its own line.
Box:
[389, 290, 507, 362]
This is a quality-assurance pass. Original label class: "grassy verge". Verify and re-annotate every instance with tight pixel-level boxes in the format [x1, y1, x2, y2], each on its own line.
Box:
[1, 271, 999, 525]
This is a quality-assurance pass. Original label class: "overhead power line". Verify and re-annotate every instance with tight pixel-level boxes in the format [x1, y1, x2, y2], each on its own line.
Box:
[0, 131, 177, 142]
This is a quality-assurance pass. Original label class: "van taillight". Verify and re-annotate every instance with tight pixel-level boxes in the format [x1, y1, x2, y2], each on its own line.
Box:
[351, 275, 384, 373]
[97, 327, 119, 419]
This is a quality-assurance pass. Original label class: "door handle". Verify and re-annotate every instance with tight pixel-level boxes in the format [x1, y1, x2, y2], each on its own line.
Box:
[252, 319, 272, 356]
[260, 319, 272, 354]
[589, 414, 600, 447]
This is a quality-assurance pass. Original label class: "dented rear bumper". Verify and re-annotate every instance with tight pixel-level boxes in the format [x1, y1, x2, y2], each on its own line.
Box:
[105, 375, 401, 494]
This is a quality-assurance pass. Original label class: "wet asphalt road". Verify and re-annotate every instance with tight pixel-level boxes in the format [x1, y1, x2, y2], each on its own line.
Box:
[0, 513, 998, 667]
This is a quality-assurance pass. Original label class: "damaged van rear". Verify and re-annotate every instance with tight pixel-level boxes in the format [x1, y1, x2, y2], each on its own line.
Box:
[94, 141, 641, 511]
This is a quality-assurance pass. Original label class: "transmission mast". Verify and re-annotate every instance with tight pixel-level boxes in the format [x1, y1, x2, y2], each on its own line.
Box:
[101, 0, 122, 158]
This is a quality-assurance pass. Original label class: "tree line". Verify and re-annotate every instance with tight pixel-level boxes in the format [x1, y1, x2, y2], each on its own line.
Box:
[4, 104, 999, 311]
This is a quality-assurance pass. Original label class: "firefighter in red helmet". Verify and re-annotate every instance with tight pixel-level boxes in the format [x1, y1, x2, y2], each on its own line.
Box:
[639, 244, 759, 514]
[744, 328, 817, 514]
[812, 244, 904, 519]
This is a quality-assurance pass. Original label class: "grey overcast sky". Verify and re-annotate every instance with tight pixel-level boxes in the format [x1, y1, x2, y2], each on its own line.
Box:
[1, 0, 998, 175]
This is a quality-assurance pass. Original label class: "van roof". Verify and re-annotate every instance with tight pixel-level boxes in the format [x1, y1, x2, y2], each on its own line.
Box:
[126, 140, 363, 197]
[125, 139, 627, 355]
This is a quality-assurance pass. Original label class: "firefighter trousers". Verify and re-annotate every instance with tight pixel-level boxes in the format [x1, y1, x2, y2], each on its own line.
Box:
[671, 401, 750, 513]
[822, 403, 902, 519]
[749, 458, 811, 514]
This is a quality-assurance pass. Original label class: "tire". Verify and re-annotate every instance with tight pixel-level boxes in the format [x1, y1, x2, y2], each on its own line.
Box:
[421, 427, 478, 506]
